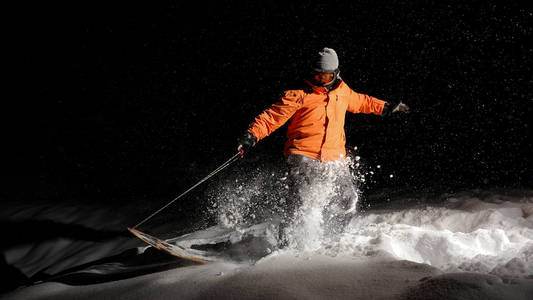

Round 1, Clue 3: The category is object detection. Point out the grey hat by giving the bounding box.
[312,47,339,73]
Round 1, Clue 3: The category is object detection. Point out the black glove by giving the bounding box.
[237,132,257,155]
[382,101,410,116]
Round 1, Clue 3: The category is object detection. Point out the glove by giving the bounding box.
[382,101,410,116]
[237,132,257,155]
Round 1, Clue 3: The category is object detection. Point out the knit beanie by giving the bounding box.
[312,47,339,73]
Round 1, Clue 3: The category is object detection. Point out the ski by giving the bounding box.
[128,227,211,263]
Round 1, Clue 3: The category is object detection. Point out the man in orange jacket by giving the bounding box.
[238,47,409,247]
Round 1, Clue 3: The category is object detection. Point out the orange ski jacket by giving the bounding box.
[248,79,387,162]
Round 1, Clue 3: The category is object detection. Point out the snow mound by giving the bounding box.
[336,193,533,278]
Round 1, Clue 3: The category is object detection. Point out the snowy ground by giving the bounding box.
[1,189,532,299]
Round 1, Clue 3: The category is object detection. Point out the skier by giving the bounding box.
[237,47,409,247]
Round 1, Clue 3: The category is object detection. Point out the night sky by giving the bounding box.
[8,2,532,213]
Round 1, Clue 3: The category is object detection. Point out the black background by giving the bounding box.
[7,2,532,216]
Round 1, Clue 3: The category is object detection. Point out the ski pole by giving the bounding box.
[131,150,243,229]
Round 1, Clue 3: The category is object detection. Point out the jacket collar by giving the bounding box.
[304,78,342,94]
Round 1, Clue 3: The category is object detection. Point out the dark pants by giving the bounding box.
[279,155,359,248]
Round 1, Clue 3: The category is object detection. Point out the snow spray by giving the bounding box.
[207,149,368,251]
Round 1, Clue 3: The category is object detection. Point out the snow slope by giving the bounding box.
[1,189,532,299]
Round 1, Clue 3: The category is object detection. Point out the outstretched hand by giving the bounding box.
[392,101,410,113]
[383,101,410,116]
